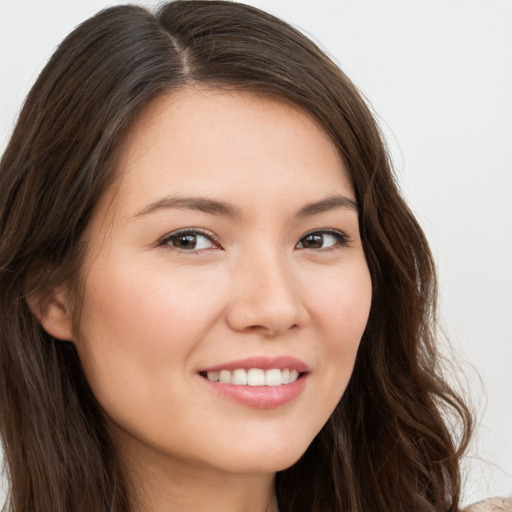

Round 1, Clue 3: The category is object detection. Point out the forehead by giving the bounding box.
[107,86,353,219]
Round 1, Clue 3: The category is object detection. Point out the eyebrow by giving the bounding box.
[296,195,359,217]
[134,194,358,219]
[135,196,242,218]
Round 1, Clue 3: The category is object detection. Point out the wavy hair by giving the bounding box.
[0,2,472,511]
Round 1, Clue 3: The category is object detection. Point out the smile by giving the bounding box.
[204,368,300,387]
[198,356,309,408]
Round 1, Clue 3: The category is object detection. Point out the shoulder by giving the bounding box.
[463,498,512,512]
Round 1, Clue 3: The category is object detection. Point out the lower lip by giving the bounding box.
[200,374,308,409]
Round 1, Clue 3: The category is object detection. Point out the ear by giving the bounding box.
[28,287,75,342]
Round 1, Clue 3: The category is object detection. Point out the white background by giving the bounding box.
[1,0,511,506]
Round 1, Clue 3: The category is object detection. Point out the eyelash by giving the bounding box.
[296,229,349,250]
[158,228,221,252]
[158,228,350,253]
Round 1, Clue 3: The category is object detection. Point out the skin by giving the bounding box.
[43,87,372,512]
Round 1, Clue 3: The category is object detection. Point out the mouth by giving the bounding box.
[197,357,309,409]
[199,368,304,387]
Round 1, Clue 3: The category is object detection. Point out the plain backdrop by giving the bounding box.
[1,0,511,506]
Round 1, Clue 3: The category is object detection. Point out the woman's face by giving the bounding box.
[73,87,372,475]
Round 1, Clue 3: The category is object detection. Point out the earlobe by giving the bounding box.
[28,288,75,342]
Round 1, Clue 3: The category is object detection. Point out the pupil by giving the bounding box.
[177,234,196,249]
[304,234,323,248]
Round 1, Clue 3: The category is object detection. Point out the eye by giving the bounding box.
[295,230,348,250]
[159,229,219,252]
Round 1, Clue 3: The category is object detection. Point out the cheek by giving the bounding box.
[308,262,372,390]
[310,260,372,338]
[74,259,227,406]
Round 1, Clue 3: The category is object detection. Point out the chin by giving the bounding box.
[205,433,314,475]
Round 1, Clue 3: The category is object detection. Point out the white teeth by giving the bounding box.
[219,370,231,383]
[232,368,248,385]
[205,368,301,386]
[265,368,282,386]
[247,368,265,386]
[206,371,219,382]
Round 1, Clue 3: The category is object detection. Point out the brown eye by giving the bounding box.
[296,231,348,250]
[161,230,217,251]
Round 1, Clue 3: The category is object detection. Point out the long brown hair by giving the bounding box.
[0,2,472,511]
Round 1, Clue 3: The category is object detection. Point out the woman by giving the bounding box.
[0,1,507,511]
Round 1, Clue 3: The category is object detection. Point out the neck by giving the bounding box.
[117,433,278,512]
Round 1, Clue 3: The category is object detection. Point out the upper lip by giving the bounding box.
[199,355,310,373]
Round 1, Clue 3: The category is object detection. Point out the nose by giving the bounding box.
[225,247,309,337]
